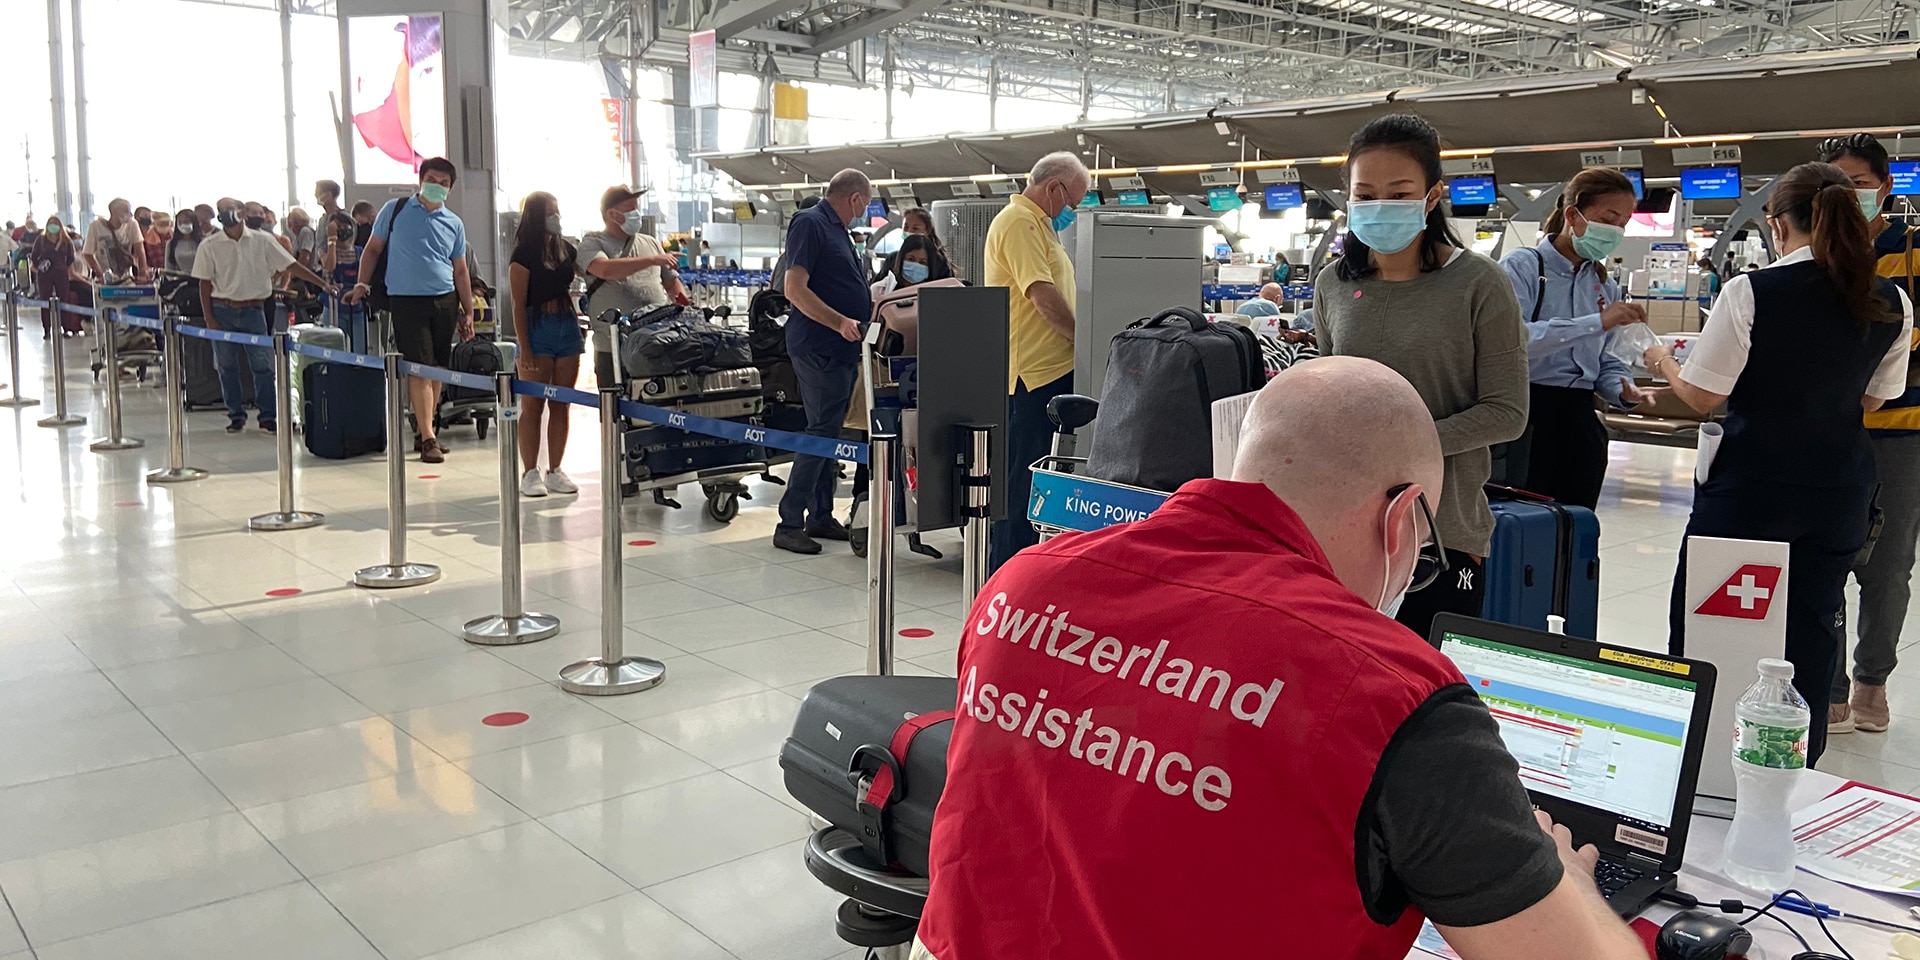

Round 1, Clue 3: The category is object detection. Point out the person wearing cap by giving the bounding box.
[577,186,688,388]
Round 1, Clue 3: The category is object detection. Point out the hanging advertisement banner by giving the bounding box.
[689,30,719,108]
[601,98,625,162]
[346,14,447,184]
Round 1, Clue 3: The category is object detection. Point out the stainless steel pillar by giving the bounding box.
[87,307,140,450]
[354,353,439,587]
[36,295,83,427]
[866,434,897,676]
[69,0,91,222]
[960,423,993,607]
[0,275,38,408]
[465,372,559,645]
[247,333,321,528]
[146,312,206,483]
[558,387,665,694]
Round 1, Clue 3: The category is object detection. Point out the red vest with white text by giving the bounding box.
[917,479,1467,960]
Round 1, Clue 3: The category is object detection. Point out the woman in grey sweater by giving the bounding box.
[1314,114,1529,637]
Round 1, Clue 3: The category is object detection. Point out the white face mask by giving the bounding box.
[1376,494,1417,617]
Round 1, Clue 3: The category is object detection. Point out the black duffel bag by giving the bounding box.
[1085,306,1265,493]
[621,305,754,377]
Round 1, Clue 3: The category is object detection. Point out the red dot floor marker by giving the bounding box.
[418,474,440,480]
[482,711,529,727]
[628,539,657,547]
[114,501,141,507]
[899,628,936,639]
[265,588,303,597]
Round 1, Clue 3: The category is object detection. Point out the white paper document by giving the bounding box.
[1211,392,1259,479]
[1694,422,1723,485]
[1790,784,1920,897]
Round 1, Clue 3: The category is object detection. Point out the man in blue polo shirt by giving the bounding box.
[345,157,474,463]
[773,169,874,554]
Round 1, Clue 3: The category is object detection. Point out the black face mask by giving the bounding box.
[353,222,372,246]
[336,227,352,242]
[245,216,266,230]
[217,209,241,229]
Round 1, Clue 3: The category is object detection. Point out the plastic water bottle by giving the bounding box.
[1722,658,1809,893]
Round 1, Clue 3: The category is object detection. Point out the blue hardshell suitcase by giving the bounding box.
[303,362,386,459]
[1483,485,1601,638]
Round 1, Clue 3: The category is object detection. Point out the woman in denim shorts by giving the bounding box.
[508,192,586,497]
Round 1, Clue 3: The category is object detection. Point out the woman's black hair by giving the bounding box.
[892,233,951,286]
[1335,114,1462,282]
[511,192,569,270]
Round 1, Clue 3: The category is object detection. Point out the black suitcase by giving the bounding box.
[1085,306,1263,492]
[303,362,386,459]
[781,675,957,875]
[624,422,758,479]
[181,325,253,411]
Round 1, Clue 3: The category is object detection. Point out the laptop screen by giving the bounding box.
[1438,631,1699,831]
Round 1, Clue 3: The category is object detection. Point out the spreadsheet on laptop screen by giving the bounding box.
[1439,633,1698,829]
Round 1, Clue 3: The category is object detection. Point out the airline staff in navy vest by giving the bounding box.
[1649,161,1915,766]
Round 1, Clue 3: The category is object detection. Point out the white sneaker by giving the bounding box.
[544,468,578,495]
[520,469,548,498]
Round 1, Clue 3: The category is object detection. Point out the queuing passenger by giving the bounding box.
[133,206,152,233]
[915,356,1643,960]
[771,169,874,555]
[344,157,475,464]
[1497,167,1659,508]
[986,151,1090,571]
[1233,282,1285,319]
[1650,161,1913,766]
[1816,134,1920,737]
[194,203,335,434]
[350,201,376,246]
[1314,115,1528,638]
[314,179,342,223]
[877,206,946,280]
[1697,256,1723,297]
[508,192,582,499]
[324,212,367,350]
[142,211,172,272]
[577,185,685,388]
[871,231,951,299]
[83,198,148,282]
[166,208,202,275]
[29,217,81,338]
[285,207,319,277]
[194,204,218,237]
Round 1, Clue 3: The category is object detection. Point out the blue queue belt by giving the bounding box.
[16,297,98,318]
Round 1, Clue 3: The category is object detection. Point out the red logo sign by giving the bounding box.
[1694,563,1783,620]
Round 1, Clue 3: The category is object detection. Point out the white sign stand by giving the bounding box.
[1684,535,1791,803]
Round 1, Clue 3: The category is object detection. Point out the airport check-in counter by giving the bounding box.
[1068,212,1212,402]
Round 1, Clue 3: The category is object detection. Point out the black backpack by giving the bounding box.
[1085,306,1264,493]
[447,338,501,401]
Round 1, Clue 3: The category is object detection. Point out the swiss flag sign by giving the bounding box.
[1694,563,1783,620]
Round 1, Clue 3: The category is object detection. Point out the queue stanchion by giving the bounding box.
[867,432,898,677]
[88,307,142,451]
[247,333,322,530]
[0,273,38,408]
[354,352,439,587]
[557,387,665,695]
[146,313,208,484]
[35,295,84,428]
[464,372,558,645]
[958,423,994,607]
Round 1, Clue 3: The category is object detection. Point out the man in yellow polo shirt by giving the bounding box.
[985,151,1090,569]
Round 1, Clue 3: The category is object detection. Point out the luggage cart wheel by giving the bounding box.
[851,529,868,559]
[703,490,739,523]
[620,480,639,498]
[474,414,490,441]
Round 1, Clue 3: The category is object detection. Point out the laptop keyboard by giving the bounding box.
[1593,859,1645,898]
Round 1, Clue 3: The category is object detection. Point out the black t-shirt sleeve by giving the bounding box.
[1355,684,1565,928]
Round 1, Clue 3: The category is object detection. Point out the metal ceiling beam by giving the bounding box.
[804,0,945,52]
[704,0,811,39]
[1200,0,1577,71]
[735,25,816,46]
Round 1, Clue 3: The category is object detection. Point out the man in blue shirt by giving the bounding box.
[773,169,873,554]
[344,157,474,464]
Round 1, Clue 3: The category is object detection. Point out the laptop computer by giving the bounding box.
[1428,613,1718,918]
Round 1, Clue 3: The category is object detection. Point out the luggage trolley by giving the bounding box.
[610,306,768,523]
[1025,395,1171,542]
[93,283,163,384]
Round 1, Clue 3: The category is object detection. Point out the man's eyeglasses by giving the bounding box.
[1820,133,1880,155]
[1388,483,1448,594]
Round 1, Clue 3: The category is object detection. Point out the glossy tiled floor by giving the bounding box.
[0,329,1912,959]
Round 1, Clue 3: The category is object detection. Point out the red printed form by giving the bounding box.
[1790,784,1920,896]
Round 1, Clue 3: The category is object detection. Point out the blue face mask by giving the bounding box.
[900,261,930,284]
[1051,205,1077,233]
[1345,199,1428,255]
[623,210,645,234]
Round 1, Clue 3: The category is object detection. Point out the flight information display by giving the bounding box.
[1447,176,1497,206]
[1679,166,1742,200]
[1264,184,1304,210]
[1891,160,1920,197]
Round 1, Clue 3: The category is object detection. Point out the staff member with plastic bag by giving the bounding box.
[1497,167,1661,508]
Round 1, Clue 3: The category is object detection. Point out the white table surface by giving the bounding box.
[1411,770,1916,958]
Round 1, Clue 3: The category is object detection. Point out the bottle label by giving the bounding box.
[1735,718,1808,769]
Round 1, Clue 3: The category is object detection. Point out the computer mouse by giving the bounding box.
[1657,909,1753,960]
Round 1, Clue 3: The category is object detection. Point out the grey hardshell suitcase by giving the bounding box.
[633,366,762,403]
[1085,306,1264,492]
[780,675,957,876]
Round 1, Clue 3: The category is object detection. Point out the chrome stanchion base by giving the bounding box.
[462,612,561,646]
[353,562,441,588]
[36,413,85,428]
[250,510,325,531]
[558,656,666,695]
[88,437,145,451]
[0,397,40,408]
[147,467,210,484]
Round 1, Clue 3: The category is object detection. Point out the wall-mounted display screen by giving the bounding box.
[1207,186,1243,212]
[1679,166,1742,200]
[1624,169,1645,200]
[1079,190,1104,208]
[1117,189,1151,206]
[347,14,446,185]
[1264,184,1304,210]
[1890,160,1920,197]
[1447,176,1497,207]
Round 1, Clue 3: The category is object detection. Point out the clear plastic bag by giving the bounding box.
[1605,321,1661,370]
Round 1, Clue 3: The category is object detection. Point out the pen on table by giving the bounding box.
[1778,893,1920,933]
